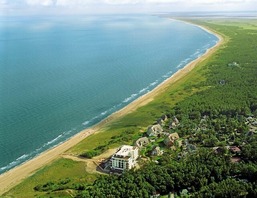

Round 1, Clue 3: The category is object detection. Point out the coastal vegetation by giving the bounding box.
[4,18,257,197]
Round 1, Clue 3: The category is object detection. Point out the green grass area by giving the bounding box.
[5,18,257,197]
[4,158,97,198]
[204,19,257,30]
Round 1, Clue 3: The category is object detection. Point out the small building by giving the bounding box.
[228,62,239,67]
[157,114,169,125]
[231,157,241,163]
[151,146,163,156]
[229,146,241,153]
[213,147,226,154]
[164,133,179,147]
[147,124,163,137]
[161,114,169,121]
[219,79,226,85]
[169,116,180,129]
[110,145,138,172]
[135,137,149,148]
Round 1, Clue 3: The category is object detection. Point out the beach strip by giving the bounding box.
[0,20,224,195]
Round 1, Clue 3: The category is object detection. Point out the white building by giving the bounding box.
[146,124,163,137]
[110,145,138,171]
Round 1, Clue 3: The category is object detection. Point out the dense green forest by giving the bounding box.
[4,19,257,198]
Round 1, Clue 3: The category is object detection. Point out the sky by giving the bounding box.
[1,0,257,15]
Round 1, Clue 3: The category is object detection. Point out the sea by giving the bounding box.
[0,15,218,174]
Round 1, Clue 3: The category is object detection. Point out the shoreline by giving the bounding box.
[0,20,224,195]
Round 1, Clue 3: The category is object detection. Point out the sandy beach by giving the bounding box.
[0,20,224,195]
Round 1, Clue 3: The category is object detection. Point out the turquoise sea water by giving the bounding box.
[0,15,218,174]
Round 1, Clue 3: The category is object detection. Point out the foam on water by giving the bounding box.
[123,93,138,103]
[0,128,78,173]
[82,120,90,126]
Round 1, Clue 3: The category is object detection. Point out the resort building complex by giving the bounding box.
[110,145,139,171]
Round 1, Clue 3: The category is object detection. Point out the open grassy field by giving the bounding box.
[3,18,257,197]
[4,158,98,198]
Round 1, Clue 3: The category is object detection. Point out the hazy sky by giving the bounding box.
[1,0,257,15]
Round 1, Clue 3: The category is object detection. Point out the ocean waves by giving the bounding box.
[0,129,76,174]
[0,154,30,173]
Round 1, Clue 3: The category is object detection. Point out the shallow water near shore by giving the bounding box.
[0,15,218,174]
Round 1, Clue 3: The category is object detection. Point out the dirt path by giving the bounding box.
[61,148,117,173]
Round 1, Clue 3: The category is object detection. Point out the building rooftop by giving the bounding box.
[114,145,135,158]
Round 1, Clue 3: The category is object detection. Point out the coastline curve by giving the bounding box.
[0,18,224,195]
